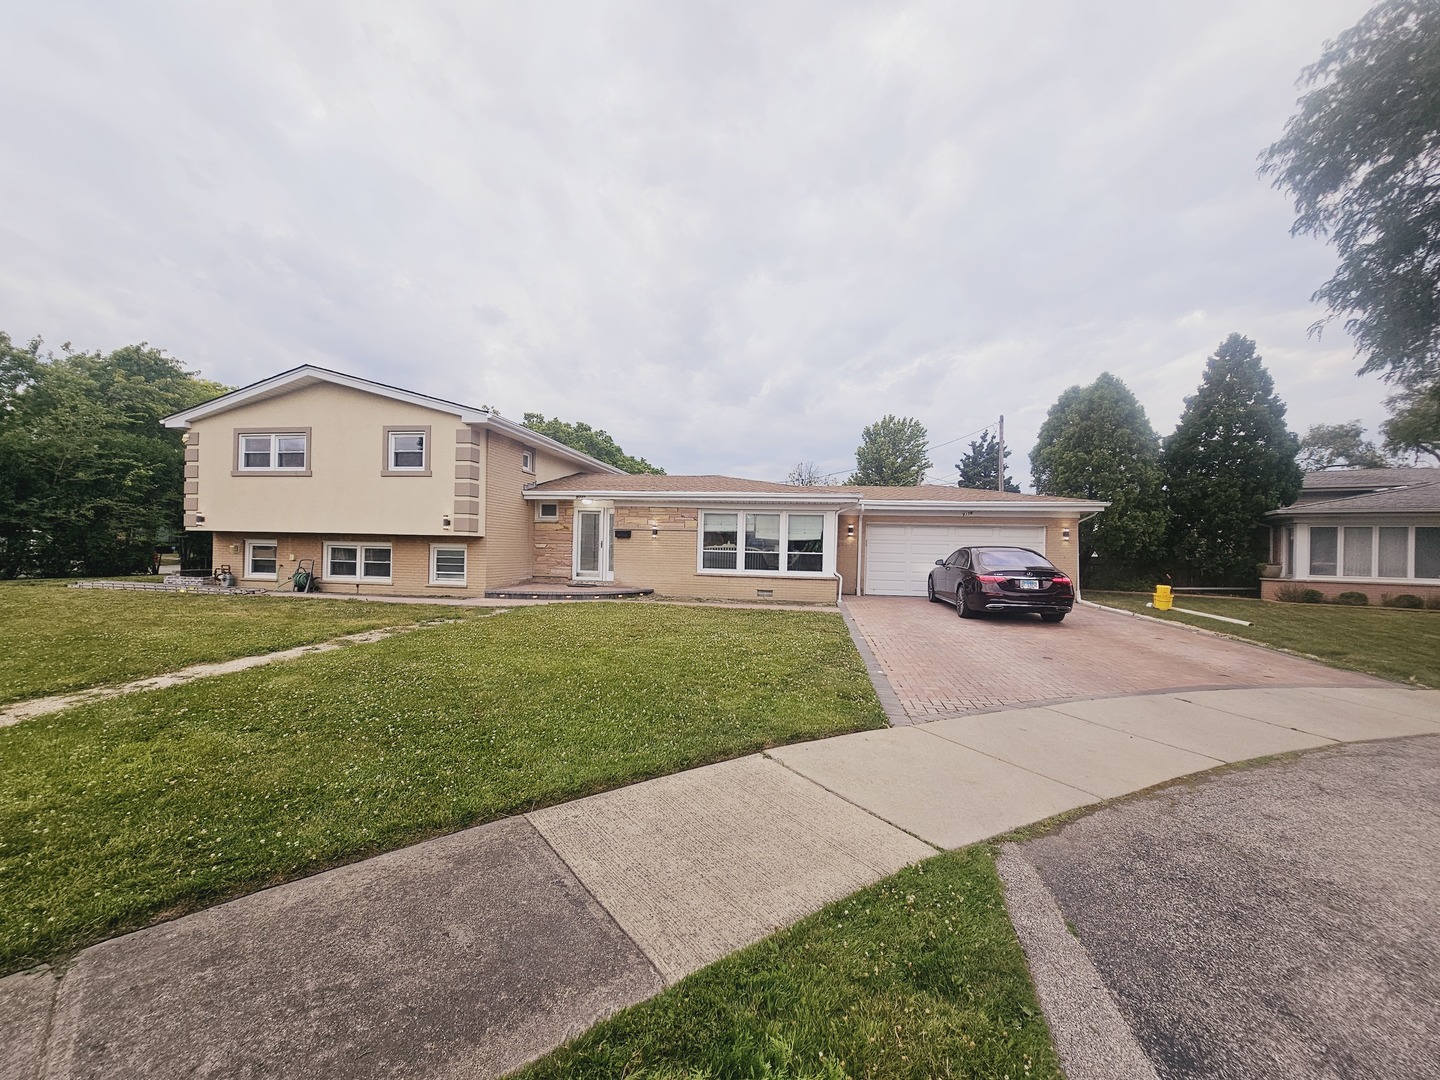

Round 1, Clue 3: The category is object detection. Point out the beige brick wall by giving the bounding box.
[211,532,485,597]
[612,506,837,603]
[836,512,1082,595]
[481,431,535,589]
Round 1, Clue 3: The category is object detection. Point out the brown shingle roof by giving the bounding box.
[1301,467,1440,491]
[528,473,1103,506]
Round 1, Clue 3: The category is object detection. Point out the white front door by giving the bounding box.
[573,509,613,582]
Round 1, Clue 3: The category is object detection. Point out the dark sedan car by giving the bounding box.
[927,545,1074,622]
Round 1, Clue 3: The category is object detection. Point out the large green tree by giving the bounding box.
[1262,0,1440,391]
[849,415,931,486]
[1381,384,1440,463]
[955,430,1020,492]
[1161,335,1304,581]
[1031,373,1169,565]
[521,414,664,474]
[0,333,228,578]
[1296,420,1389,470]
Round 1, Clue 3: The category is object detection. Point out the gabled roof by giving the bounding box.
[526,473,1108,512]
[161,365,623,474]
[1299,466,1440,492]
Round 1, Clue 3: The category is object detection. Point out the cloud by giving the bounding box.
[0,0,1383,487]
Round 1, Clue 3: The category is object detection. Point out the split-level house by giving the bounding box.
[162,367,1107,602]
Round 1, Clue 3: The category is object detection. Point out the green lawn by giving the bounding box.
[515,849,1061,1080]
[0,581,473,704]
[0,604,884,973]
[1088,590,1440,687]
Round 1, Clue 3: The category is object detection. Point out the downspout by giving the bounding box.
[856,502,866,596]
[1075,510,1103,602]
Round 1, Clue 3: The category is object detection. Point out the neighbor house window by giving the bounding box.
[237,432,308,472]
[324,543,393,583]
[245,540,278,579]
[521,448,535,473]
[385,428,428,473]
[1309,527,1337,576]
[430,545,467,584]
[1378,527,1409,578]
[699,511,828,574]
[1417,528,1440,579]
[1342,527,1373,578]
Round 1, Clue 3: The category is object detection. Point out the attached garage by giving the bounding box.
[863,523,1048,597]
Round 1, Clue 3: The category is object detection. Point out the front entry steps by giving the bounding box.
[484,581,655,600]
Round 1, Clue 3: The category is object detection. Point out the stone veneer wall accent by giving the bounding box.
[533,503,574,580]
[452,426,481,533]
[183,430,201,527]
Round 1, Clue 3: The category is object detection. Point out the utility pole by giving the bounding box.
[996,415,1005,492]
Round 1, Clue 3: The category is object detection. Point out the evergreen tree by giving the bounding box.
[849,415,931,485]
[955,431,1020,492]
[1161,335,1303,581]
[1031,373,1169,565]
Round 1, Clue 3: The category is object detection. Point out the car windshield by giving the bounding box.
[973,548,1054,573]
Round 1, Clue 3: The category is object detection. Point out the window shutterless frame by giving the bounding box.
[233,429,311,475]
[382,426,432,476]
[244,540,278,579]
[697,510,832,576]
[520,447,536,473]
[323,542,394,584]
[429,544,467,585]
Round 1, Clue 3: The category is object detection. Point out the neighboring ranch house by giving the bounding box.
[162,366,1106,602]
[1263,467,1440,604]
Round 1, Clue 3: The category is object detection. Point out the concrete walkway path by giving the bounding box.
[4,686,1438,1079]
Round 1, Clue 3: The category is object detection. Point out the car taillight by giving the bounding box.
[977,574,1007,583]
[1052,576,1070,585]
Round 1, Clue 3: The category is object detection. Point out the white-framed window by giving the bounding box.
[430,544,467,585]
[245,540,278,579]
[536,501,560,522]
[324,542,393,583]
[521,447,535,473]
[698,510,829,575]
[1304,524,1440,580]
[239,433,307,471]
[387,431,426,471]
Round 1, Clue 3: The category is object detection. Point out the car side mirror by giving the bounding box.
[934,559,945,566]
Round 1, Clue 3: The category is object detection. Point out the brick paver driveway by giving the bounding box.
[843,596,1384,724]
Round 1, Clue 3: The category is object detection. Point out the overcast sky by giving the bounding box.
[1,0,1386,487]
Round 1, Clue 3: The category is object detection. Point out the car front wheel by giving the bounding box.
[957,588,977,618]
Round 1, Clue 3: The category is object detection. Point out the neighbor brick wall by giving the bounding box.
[1260,578,1440,604]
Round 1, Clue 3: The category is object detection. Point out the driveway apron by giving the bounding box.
[842,596,1384,724]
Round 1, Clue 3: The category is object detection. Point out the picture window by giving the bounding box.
[700,511,827,575]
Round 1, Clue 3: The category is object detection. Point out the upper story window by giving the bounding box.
[383,426,431,476]
[699,511,828,575]
[521,447,536,473]
[237,432,308,473]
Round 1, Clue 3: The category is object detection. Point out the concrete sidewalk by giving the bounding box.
[5,686,1439,1079]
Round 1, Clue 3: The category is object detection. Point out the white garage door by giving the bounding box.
[864,524,1047,597]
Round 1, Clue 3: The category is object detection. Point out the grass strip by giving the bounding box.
[1087,591,1440,688]
[0,581,471,704]
[514,848,1060,1080]
[0,604,884,973]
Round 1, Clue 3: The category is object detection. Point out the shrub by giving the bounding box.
[1333,591,1369,606]
[1300,589,1326,604]
[1381,593,1425,609]
[1426,594,1440,611]
[1273,583,1309,603]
